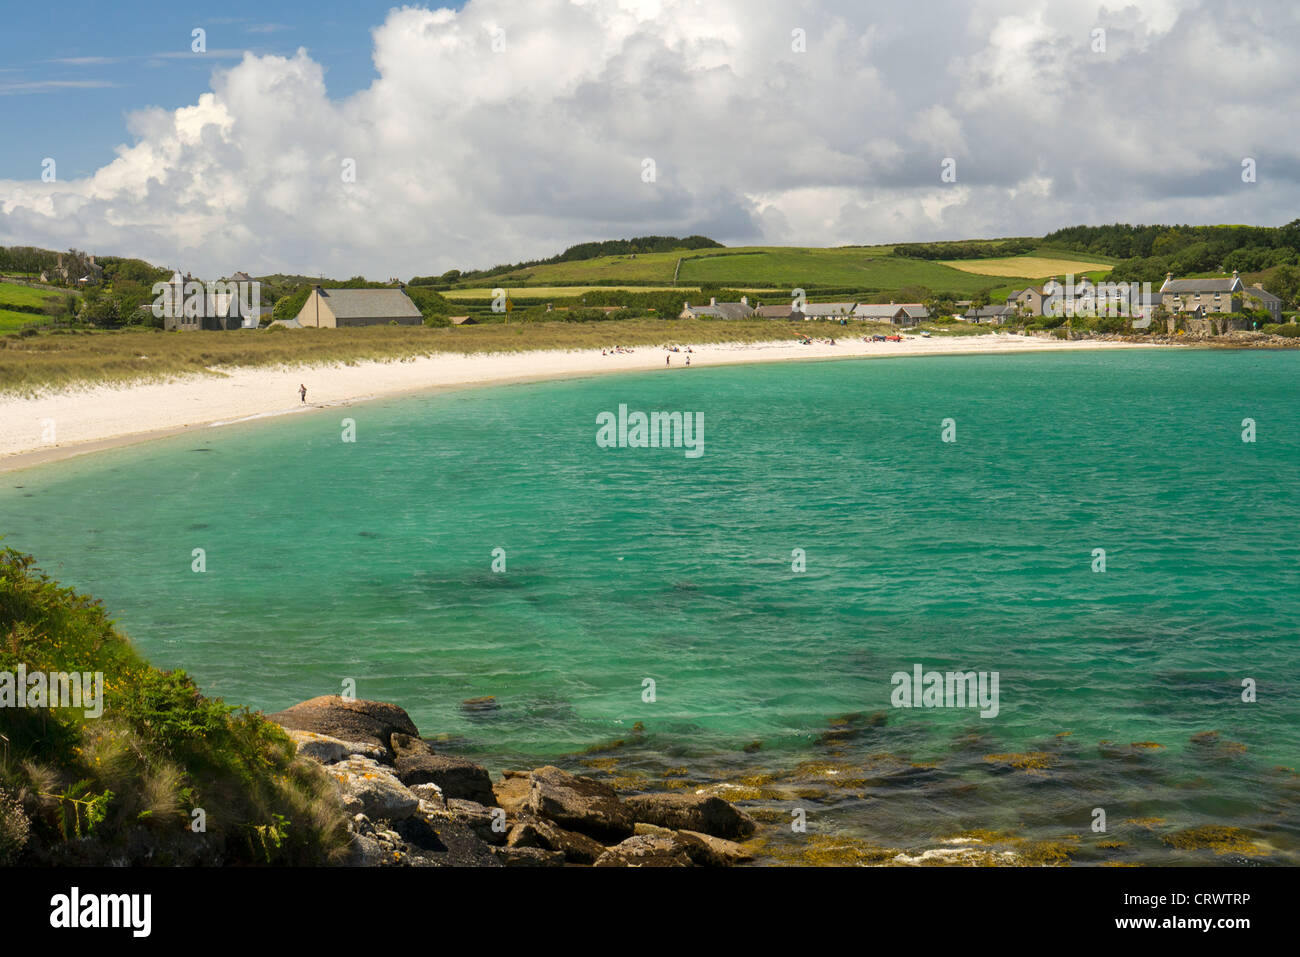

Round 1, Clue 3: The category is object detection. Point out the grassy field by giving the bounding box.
[0,309,44,332]
[466,243,1107,296]
[0,281,61,307]
[0,319,898,394]
[0,281,63,330]
[677,246,1014,292]
[481,251,683,284]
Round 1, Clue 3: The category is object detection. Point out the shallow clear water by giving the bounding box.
[4,349,1298,863]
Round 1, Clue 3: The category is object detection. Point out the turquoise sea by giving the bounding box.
[3,349,1298,864]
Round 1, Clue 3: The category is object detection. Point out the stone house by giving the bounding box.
[679,296,755,319]
[160,271,259,331]
[1159,271,1246,316]
[755,303,803,319]
[852,303,929,326]
[963,304,1016,324]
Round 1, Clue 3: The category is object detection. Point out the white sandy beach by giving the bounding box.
[0,333,1157,472]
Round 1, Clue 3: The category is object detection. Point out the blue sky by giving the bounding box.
[0,1,464,179]
[1,1,1297,278]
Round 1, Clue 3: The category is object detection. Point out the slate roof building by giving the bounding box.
[1156,272,1282,325]
[799,302,857,319]
[679,296,755,319]
[963,304,1016,324]
[1159,271,1245,316]
[755,303,802,319]
[295,287,424,327]
[1245,283,1283,323]
[852,303,929,326]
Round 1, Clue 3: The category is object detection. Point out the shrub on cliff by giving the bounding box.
[0,548,350,865]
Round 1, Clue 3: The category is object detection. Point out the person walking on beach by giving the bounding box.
[686,355,691,366]
[666,355,671,366]
[299,383,307,404]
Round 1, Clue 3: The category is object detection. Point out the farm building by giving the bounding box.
[40,253,103,286]
[755,303,803,319]
[852,303,929,326]
[963,304,1016,324]
[800,302,856,319]
[680,296,755,319]
[295,287,424,327]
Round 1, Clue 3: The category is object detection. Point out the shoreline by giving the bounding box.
[0,333,1161,474]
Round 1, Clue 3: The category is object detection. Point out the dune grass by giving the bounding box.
[0,318,868,394]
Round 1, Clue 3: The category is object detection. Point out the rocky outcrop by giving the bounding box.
[270,697,762,868]
[408,782,446,810]
[493,845,566,866]
[430,799,508,845]
[344,814,409,866]
[623,792,757,840]
[632,823,754,866]
[593,834,693,867]
[269,696,419,754]
[286,729,388,764]
[492,771,531,816]
[327,755,420,821]
[507,815,607,864]
[525,765,635,841]
[390,733,496,805]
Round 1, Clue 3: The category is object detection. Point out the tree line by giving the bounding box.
[892,238,1035,260]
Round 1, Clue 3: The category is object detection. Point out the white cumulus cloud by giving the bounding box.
[1,0,1298,278]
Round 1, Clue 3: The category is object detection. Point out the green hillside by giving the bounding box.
[678,246,1016,292]
[481,249,682,284]
[0,282,66,331]
[457,242,1120,299]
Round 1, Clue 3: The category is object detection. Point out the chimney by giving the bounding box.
[740,295,748,306]
[709,297,717,307]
